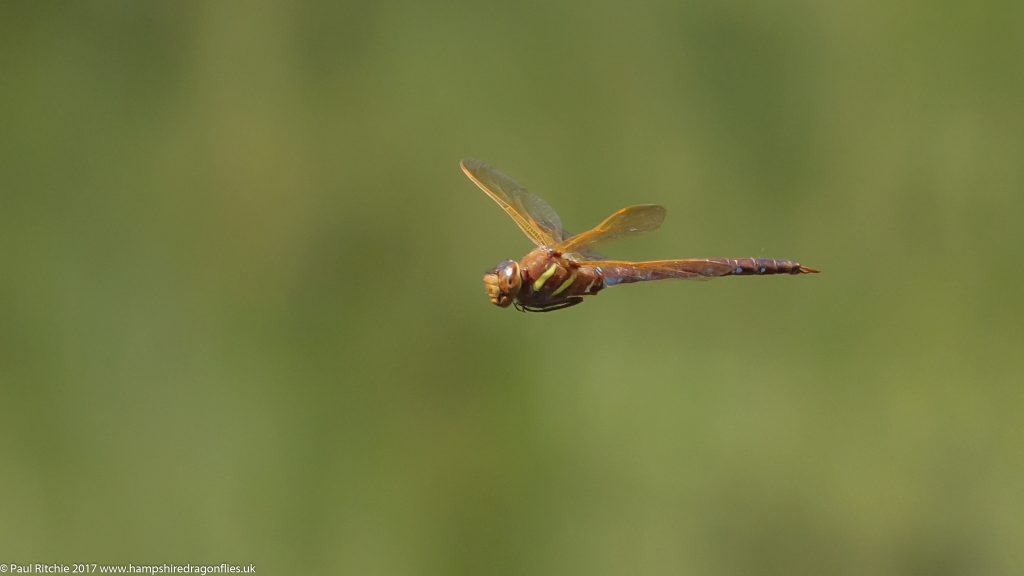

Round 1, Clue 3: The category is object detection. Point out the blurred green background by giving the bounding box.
[2,1,1022,574]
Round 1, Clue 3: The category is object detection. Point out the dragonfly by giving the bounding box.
[462,158,819,312]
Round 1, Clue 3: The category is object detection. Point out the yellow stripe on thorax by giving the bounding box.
[551,271,577,296]
[533,263,558,291]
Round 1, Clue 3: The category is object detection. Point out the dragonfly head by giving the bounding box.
[483,260,522,307]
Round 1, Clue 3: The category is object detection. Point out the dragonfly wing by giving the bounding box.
[556,204,665,255]
[587,259,738,286]
[561,241,605,262]
[461,159,566,246]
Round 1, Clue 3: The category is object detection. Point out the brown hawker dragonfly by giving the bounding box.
[462,159,819,312]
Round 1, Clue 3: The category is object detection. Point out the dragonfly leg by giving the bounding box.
[524,297,584,313]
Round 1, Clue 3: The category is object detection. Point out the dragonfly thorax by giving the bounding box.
[483,260,522,307]
[506,248,604,312]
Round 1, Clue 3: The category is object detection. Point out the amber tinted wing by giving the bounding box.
[556,205,666,256]
[587,259,738,285]
[461,159,566,247]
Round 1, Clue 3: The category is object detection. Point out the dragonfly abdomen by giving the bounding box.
[717,258,818,275]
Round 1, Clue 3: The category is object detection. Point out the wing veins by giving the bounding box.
[461,159,564,247]
[557,204,666,254]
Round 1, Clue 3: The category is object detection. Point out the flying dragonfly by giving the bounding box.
[462,159,819,312]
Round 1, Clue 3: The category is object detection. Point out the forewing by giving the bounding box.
[588,259,737,286]
[461,159,566,246]
[556,205,665,255]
